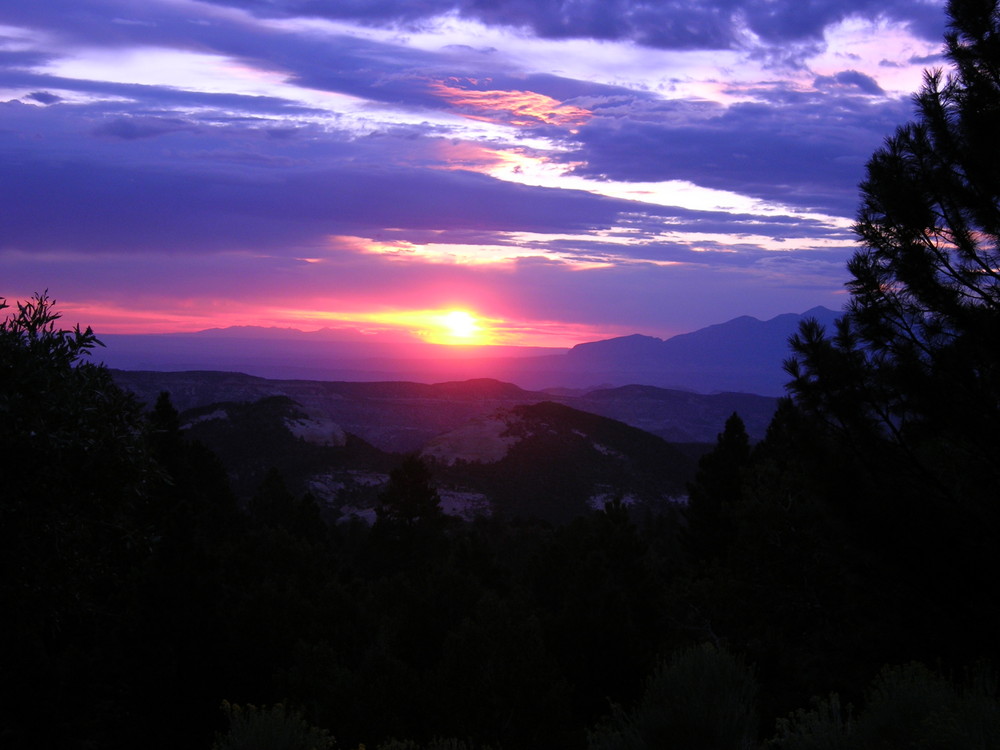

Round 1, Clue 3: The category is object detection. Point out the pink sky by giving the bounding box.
[1,0,946,346]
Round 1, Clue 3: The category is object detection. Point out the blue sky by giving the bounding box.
[0,0,947,345]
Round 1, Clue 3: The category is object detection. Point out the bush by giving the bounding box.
[588,644,758,750]
[376,739,495,750]
[213,701,336,750]
[770,662,1000,750]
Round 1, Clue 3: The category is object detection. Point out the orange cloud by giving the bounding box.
[429,81,592,128]
[427,141,512,171]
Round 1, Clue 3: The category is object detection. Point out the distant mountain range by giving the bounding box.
[100,306,843,396]
[106,305,836,523]
[550,305,843,395]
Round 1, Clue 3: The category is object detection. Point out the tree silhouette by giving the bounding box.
[0,292,159,747]
[684,412,750,561]
[375,454,444,529]
[786,0,1000,501]
[0,292,156,625]
[782,0,1000,669]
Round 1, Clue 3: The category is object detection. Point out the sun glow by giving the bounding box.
[404,308,493,345]
[439,310,480,340]
[300,307,497,345]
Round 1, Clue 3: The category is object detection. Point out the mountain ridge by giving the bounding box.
[174,393,697,525]
[100,306,842,396]
[113,371,779,450]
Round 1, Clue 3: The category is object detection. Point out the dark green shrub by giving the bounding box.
[588,644,758,750]
[376,739,495,750]
[213,701,336,750]
[770,662,1000,750]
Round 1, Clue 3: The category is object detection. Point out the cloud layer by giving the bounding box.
[0,0,948,343]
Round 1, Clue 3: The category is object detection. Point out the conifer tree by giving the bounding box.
[375,454,444,528]
[684,412,750,561]
[786,0,1000,505]
[782,0,1000,667]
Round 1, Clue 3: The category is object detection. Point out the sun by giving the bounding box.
[439,310,480,340]
[328,307,495,345]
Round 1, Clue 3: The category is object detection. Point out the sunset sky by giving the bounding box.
[1,0,947,346]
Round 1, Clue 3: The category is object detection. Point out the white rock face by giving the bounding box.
[438,488,492,520]
[283,408,347,447]
[421,409,522,465]
[587,492,638,511]
[180,408,229,428]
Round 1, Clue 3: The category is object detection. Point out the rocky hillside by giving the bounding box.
[172,392,697,525]
[115,371,777,450]
[424,401,695,523]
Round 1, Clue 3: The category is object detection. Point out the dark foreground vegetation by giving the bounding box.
[3,1,1000,747]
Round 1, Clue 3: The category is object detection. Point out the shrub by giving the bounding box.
[213,701,336,750]
[770,662,1000,750]
[588,643,758,750]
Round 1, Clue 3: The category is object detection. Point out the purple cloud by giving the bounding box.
[199,0,946,48]
[0,0,951,342]
[813,70,884,95]
[25,90,61,104]
[563,90,913,215]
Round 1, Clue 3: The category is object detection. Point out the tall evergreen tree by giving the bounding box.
[783,0,1000,666]
[787,0,1000,501]
[684,412,751,561]
[375,454,445,529]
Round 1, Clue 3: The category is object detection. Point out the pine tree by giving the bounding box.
[782,0,1000,667]
[786,0,1000,505]
[375,454,444,529]
[684,412,751,561]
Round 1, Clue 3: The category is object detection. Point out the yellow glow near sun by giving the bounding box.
[268,305,500,345]
[397,308,493,345]
[439,309,480,340]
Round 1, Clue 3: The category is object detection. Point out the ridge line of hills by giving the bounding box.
[113,374,748,525]
[99,306,842,396]
[108,306,839,523]
[112,372,779,450]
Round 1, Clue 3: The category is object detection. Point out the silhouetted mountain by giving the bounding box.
[100,307,842,396]
[98,329,563,381]
[172,391,695,525]
[555,306,842,395]
[567,334,666,365]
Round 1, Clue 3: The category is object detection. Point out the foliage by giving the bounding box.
[0,292,156,614]
[786,0,1000,502]
[179,395,358,499]
[781,0,1000,671]
[0,292,161,747]
[588,644,758,750]
[528,503,670,725]
[375,454,444,528]
[684,411,751,560]
[214,701,337,750]
[9,75,1000,741]
[770,662,1000,750]
[248,467,326,541]
[376,740,495,750]
[432,592,574,748]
